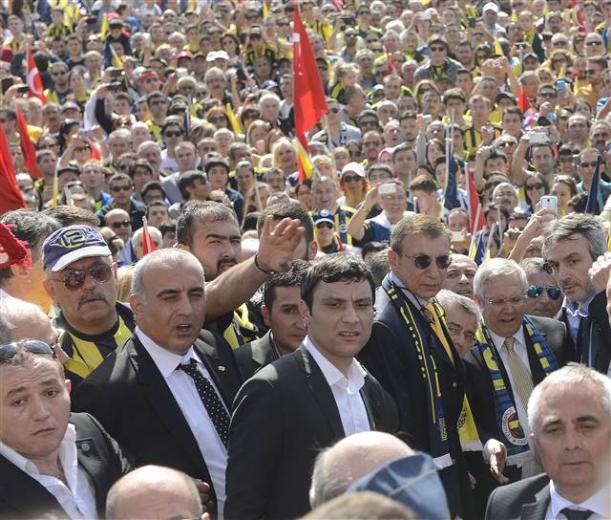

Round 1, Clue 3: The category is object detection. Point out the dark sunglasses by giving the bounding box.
[111,185,132,192]
[580,161,598,168]
[50,262,113,291]
[404,254,451,270]
[164,131,183,138]
[526,183,545,191]
[342,175,362,183]
[316,222,334,229]
[110,219,131,228]
[0,340,53,363]
[329,107,340,114]
[527,285,562,300]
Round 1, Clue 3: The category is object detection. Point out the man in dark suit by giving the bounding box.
[486,364,610,520]
[358,214,472,519]
[0,340,130,519]
[234,263,308,380]
[543,213,611,374]
[225,255,398,520]
[72,249,243,518]
[464,258,569,513]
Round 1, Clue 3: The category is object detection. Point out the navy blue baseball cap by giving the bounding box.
[313,210,335,226]
[42,225,111,272]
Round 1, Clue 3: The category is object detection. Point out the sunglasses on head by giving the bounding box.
[527,285,562,300]
[0,340,54,363]
[404,253,451,270]
[50,262,113,291]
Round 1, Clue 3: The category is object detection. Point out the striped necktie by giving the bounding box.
[504,337,534,410]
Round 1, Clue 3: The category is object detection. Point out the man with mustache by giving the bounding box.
[543,214,611,374]
[42,225,135,387]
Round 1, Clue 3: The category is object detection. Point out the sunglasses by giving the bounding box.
[164,131,183,138]
[580,161,598,168]
[430,46,446,52]
[526,183,545,191]
[342,175,362,183]
[538,91,556,98]
[527,285,562,300]
[110,219,131,228]
[111,185,132,192]
[209,116,227,123]
[0,340,54,363]
[50,262,113,291]
[316,222,334,229]
[585,41,602,46]
[404,253,450,270]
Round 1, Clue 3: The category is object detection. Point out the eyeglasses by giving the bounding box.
[316,222,334,229]
[527,285,562,300]
[580,160,598,168]
[342,175,362,183]
[74,146,90,152]
[486,295,526,308]
[430,46,446,52]
[164,131,183,138]
[585,41,602,47]
[111,185,132,192]
[538,91,556,98]
[403,253,450,270]
[526,183,545,191]
[50,262,113,291]
[110,219,131,229]
[0,340,54,363]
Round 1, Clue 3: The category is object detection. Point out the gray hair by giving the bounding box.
[131,226,163,249]
[520,257,547,276]
[436,289,480,320]
[473,258,528,301]
[528,363,611,432]
[542,213,606,262]
[131,248,203,303]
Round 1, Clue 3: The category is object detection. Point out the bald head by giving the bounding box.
[106,465,203,520]
[0,300,59,345]
[310,432,413,508]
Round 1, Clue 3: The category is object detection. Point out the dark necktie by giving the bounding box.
[561,507,594,520]
[179,359,230,447]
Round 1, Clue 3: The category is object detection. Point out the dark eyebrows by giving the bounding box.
[6,378,62,397]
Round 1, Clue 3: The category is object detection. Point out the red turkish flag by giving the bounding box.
[26,48,47,103]
[0,125,26,216]
[292,1,328,144]
[15,107,42,179]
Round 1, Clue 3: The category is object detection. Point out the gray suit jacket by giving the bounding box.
[485,474,550,520]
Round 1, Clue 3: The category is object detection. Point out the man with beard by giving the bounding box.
[543,214,611,374]
[177,201,305,349]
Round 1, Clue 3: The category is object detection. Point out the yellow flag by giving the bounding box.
[493,38,503,56]
[110,45,124,69]
[294,138,314,181]
[225,104,242,134]
[99,13,109,39]
[263,1,269,19]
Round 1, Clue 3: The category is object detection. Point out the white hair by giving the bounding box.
[436,289,480,320]
[473,258,527,301]
[131,226,162,249]
[528,363,611,432]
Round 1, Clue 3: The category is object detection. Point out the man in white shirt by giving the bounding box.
[486,364,611,520]
[0,339,130,519]
[72,249,243,519]
[464,259,568,492]
[225,254,398,520]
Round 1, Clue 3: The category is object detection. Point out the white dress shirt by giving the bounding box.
[303,336,371,436]
[485,327,539,476]
[562,293,595,345]
[0,424,97,519]
[547,480,610,519]
[136,327,228,519]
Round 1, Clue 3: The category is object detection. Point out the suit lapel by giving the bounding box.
[359,377,377,430]
[0,455,68,518]
[129,338,209,476]
[74,433,105,511]
[194,338,237,409]
[298,347,344,439]
[521,484,550,520]
[252,332,278,368]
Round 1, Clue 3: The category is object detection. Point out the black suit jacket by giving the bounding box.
[358,294,469,518]
[0,412,130,520]
[485,474,551,520]
[464,315,568,449]
[224,346,398,520]
[234,330,278,381]
[71,332,242,514]
[559,292,611,374]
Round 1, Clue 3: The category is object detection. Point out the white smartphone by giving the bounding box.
[529,132,548,144]
[539,195,558,214]
[379,183,397,196]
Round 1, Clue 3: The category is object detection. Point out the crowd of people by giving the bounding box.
[0,0,611,518]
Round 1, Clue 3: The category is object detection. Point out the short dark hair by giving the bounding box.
[262,260,307,311]
[177,170,207,200]
[301,254,375,311]
[108,173,133,188]
[141,180,166,200]
[43,206,99,227]
[0,210,60,285]
[176,201,238,246]
[256,202,314,247]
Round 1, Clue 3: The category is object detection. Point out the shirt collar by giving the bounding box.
[136,326,195,378]
[488,322,527,352]
[562,292,596,319]
[388,271,429,307]
[303,336,366,392]
[550,480,610,519]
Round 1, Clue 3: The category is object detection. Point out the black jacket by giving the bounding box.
[485,474,551,520]
[71,332,242,516]
[0,412,130,519]
[234,330,279,381]
[224,346,398,520]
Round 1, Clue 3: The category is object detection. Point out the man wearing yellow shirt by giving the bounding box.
[576,58,606,111]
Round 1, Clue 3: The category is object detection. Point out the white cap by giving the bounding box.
[341,162,365,178]
[483,2,499,13]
